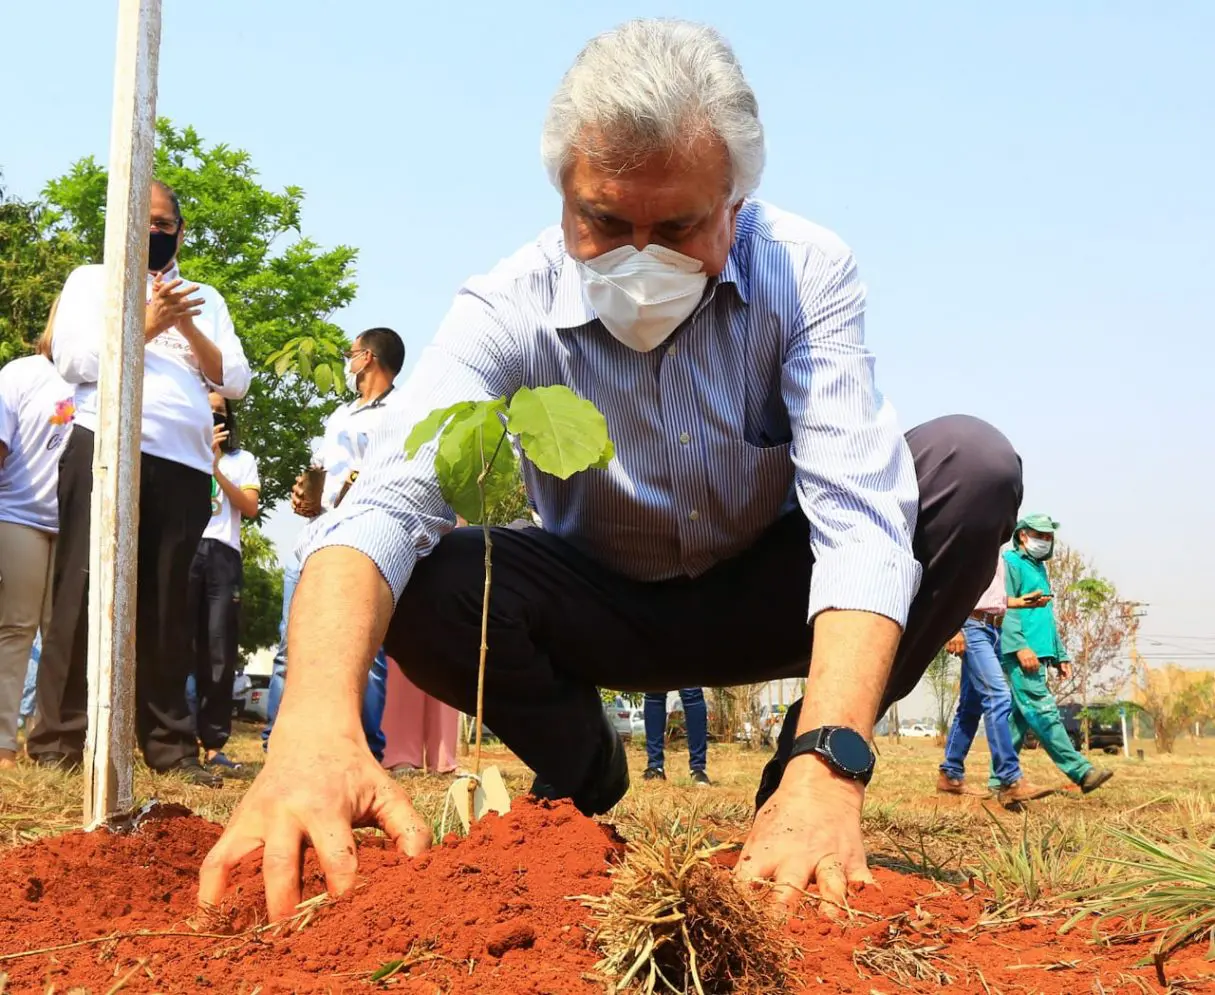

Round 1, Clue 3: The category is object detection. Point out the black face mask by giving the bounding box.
[148,225,180,273]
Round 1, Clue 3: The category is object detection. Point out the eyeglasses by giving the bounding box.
[149,219,181,235]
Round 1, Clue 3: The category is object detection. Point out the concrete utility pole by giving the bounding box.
[84,0,162,829]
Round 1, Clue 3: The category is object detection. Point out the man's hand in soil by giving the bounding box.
[735,609,895,914]
[1016,648,1040,674]
[198,548,431,920]
[736,754,871,913]
[198,733,430,920]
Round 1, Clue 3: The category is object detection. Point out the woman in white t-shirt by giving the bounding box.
[187,392,259,771]
[0,310,74,767]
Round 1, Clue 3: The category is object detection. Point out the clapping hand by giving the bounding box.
[146,277,203,338]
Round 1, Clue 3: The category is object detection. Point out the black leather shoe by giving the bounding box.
[33,751,83,772]
[160,757,222,789]
[642,766,666,781]
[531,712,630,815]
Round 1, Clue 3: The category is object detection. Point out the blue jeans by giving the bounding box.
[644,688,708,772]
[261,555,387,761]
[940,618,1021,786]
[19,632,40,721]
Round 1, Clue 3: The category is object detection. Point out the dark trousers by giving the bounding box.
[385,415,1022,800]
[188,538,243,751]
[644,689,708,772]
[29,427,211,770]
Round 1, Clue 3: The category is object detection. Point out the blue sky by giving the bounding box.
[2,2,1212,678]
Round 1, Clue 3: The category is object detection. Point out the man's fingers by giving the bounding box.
[373,779,432,857]
[307,817,360,900]
[770,856,815,909]
[846,862,878,893]
[262,824,307,921]
[198,830,264,910]
[813,854,849,916]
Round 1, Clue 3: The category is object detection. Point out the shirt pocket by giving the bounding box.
[710,440,796,528]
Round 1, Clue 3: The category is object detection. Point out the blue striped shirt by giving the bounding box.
[304,200,922,624]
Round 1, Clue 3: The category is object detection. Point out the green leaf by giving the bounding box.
[369,959,404,982]
[298,337,315,357]
[591,437,615,470]
[297,351,312,378]
[507,385,612,479]
[434,400,516,522]
[273,351,293,377]
[313,362,333,394]
[403,401,478,460]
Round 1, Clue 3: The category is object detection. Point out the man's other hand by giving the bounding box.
[945,631,966,656]
[198,731,431,921]
[146,277,203,338]
[1016,648,1040,674]
[735,754,872,914]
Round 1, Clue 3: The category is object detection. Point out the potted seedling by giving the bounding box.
[403,385,613,830]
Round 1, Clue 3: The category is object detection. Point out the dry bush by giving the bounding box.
[581,811,795,994]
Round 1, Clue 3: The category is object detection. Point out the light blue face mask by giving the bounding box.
[1024,536,1053,561]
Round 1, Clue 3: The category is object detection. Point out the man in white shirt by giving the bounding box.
[0,320,75,767]
[261,327,405,762]
[29,181,251,786]
[188,392,260,773]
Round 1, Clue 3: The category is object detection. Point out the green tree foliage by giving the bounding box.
[239,523,284,657]
[925,647,958,735]
[0,173,87,363]
[30,120,358,506]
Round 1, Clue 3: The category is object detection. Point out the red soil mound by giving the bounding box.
[0,801,1209,994]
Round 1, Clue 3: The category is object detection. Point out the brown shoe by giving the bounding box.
[936,772,992,798]
[997,777,1056,808]
[1081,768,1114,794]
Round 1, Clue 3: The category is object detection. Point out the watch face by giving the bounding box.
[825,728,872,774]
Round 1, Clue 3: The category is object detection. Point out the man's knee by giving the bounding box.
[913,415,1023,522]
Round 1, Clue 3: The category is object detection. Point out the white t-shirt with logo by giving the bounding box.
[312,389,399,511]
[202,448,260,552]
[0,355,76,533]
[51,263,252,474]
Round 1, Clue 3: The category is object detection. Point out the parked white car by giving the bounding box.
[899,723,936,738]
[233,672,270,722]
[605,696,646,739]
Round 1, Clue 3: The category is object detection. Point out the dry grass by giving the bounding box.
[580,809,795,995]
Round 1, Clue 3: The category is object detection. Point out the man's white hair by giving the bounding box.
[541,19,765,200]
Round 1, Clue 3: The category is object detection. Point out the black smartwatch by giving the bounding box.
[788,727,875,785]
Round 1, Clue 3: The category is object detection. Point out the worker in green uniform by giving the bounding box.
[992,514,1114,794]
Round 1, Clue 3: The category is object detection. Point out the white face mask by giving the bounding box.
[1024,536,1053,560]
[344,356,361,394]
[576,245,708,352]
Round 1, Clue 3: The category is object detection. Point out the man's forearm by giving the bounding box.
[796,609,902,739]
[274,546,395,740]
[179,321,225,384]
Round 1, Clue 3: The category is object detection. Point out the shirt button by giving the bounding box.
[679,432,690,445]
[688,509,700,521]
[668,344,679,356]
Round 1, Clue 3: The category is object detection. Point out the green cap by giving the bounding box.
[1015,513,1060,535]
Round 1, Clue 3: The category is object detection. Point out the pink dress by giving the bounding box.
[380,657,461,773]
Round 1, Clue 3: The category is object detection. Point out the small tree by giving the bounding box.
[1132,664,1215,754]
[404,385,612,821]
[924,648,958,739]
[238,523,285,657]
[1049,546,1132,724]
